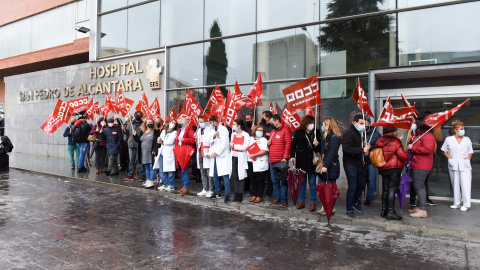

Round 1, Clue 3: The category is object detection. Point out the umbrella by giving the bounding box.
[397,152,413,209]
[273,161,289,185]
[287,167,306,206]
[315,176,340,225]
[173,144,196,173]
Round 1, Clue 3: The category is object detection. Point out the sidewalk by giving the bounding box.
[10,152,480,242]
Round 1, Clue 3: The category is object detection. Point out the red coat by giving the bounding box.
[375,136,409,171]
[268,124,292,163]
[410,131,435,171]
[175,126,196,168]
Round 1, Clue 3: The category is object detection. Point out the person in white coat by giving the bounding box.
[205,116,231,203]
[195,115,215,197]
[247,125,269,203]
[441,120,474,211]
[155,119,178,192]
[229,119,251,203]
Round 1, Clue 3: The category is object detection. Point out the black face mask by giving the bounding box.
[135,115,142,121]
[246,121,252,128]
[147,123,154,128]
[260,118,266,124]
[178,124,183,128]
[156,122,161,127]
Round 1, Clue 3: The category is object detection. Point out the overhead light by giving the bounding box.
[193,78,199,81]
[444,102,452,105]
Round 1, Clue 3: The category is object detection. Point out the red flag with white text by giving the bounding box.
[104,90,118,114]
[40,113,64,135]
[120,98,134,117]
[165,107,177,124]
[83,98,95,121]
[147,97,162,119]
[269,101,277,114]
[281,106,301,131]
[401,93,420,116]
[53,99,74,124]
[247,72,263,106]
[66,97,89,114]
[306,107,313,116]
[234,78,255,108]
[205,84,226,112]
[178,90,204,126]
[282,74,321,114]
[116,89,127,112]
[373,97,418,130]
[423,99,469,127]
[135,92,149,117]
[352,78,374,118]
[223,89,236,127]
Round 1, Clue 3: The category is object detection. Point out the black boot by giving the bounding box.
[381,203,388,218]
[238,194,243,203]
[386,172,402,220]
[232,193,239,202]
[386,208,402,220]
[381,175,389,218]
[224,194,230,203]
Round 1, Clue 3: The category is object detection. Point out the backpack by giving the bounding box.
[71,125,84,143]
[370,148,386,168]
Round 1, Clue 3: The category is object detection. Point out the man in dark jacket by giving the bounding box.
[63,117,79,170]
[359,118,382,205]
[260,110,275,198]
[73,115,92,173]
[342,114,370,219]
[124,111,146,181]
[101,118,123,176]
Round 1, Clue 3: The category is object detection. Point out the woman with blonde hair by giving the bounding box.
[316,117,342,215]
[441,120,473,211]
[132,117,160,189]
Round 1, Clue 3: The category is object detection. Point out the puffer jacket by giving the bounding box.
[410,131,436,171]
[268,124,292,163]
[89,117,107,147]
[101,124,123,155]
[375,135,409,171]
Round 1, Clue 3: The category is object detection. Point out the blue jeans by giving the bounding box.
[181,166,190,188]
[158,154,166,183]
[128,148,146,178]
[345,165,367,211]
[67,144,79,167]
[143,163,155,180]
[357,163,377,201]
[76,143,88,169]
[213,160,230,195]
[299,173,317,204]
[270,162,288,203]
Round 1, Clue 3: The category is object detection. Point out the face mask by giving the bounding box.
[356,124,365,132]
[232,125,238,132]
[261,118,266,124]
[255,131,264,138]
[459,130,465,137]
[108,123,114,127]
[70,122,75,125]
[321,126,325,132]
[135,115,142,121]
[101,122,105,127]
[411,124,417,131]
[178,124,183,128]
[156,122,161,127]
[147,123,154,129]
[246,121,252,128]
[169,123,175,129]
[307,124,314,131]
[199,122,206,129]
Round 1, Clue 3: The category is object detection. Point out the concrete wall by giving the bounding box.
[5,52,166,158]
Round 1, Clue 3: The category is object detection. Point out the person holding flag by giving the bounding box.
[62,117,79,170]
[71,113,92,173]
[89,117,107,174]
[124,111,146,182]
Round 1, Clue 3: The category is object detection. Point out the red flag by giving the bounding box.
[83,98,95,121]
[93,101,100,115]
[281,106,301,131]
[223,89,236,127]
[104,90,118,114]
[205,84,226,112]
[66,97,89,114]
[401,93,420,117]
[99,99,111,119]
[135,92,149,117]
[423,99,469,127]
[269,101,277,114]
[120,98,134,117]
[165,107,177,124]
[306,107,313,116]
[177,90,204,126]
[210,101,225,122]
[275,103,283,116]
[282,74,321,114]
[373,97,418,130]
[352,78,374,118]
[247,72,263,106]
[40,113,64,135]
[147,97,162,119]
[116,89,127,112]
[234,78,255,108]
[53,99,74,124]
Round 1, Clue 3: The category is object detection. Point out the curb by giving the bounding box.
[13,167,480,243]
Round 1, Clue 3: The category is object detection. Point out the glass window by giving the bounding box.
[257,0,319,31]
[204,0,255,37]
[161,0,203,46]
[319,14,396,75]
[397,0,455,9]
[77,0,89,22]
[204,35,256,86]
[99,10,128,57]
[167,43,204,89]
[398,2,480,66]
[166,89,209,119]
[127,1,160,52]
[100,0,128,12]
[320,0,395,21]
[256,27,319,81]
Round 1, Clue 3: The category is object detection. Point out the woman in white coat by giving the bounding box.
[155,119,178,192]
[195,115,215,197]
[229,119,251,203]
[247,125,269,203]
[205,116,232,203]
[441,120,474,211]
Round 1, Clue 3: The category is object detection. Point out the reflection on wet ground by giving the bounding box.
[0,169,478,269]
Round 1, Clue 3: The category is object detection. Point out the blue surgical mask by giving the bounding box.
[232,125,238,132]
[321,126,325,132]
[459,130,465,137]
[199,122,206,129]
[411,124,417,131]
[356,124,365,132]
[255,131,263,138]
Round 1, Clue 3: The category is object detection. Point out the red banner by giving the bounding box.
[104,90,118,114]
[247,72,263,106]
[177,90,204,127]
[99,99,111,119]
[53,99,74,124]
[401,93,420,116]
[66,97,89,114]
[373,97,418,130]
[275,103,283,116]
[147,97,162,119]
[352,78,374,118]
[281,107,301,131]
[116,89,127,112]
[83,98,95,121]
[120,98,134,117]
[93,101,100,115]
[223,89,236,127]
[282,74,321,115]
[40,113,64,135]
[234,78,254,108]
[423,99,469,127]
[134,92,149,118]
[205,84,226,112]
[165,107,177,124]
[269,101,277,114]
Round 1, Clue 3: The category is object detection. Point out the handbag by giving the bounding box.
[305,133,321,166]
[87,134,97,142]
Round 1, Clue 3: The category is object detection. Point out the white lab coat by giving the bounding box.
[247,137,269,172]
[196,125,214,169]
[153,129,177,172]
[206,125,231,177]
[441,136,474,171]
[230,131,250,180]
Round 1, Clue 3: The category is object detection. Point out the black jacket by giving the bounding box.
[290,129,322,173]
[260,122,275,140]
[342,124,365,167]
[319,132,341,180]
[101,125,123,155]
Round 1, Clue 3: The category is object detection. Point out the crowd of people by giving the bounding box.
[63,110,474,220]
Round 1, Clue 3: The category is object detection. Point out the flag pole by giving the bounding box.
[362,109,367,146]
[368,96,389,145]
[412,124,436,145]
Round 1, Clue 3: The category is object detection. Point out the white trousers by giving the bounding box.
[449,169,472,208]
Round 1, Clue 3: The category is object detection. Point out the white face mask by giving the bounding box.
[307,124,314,131]
[169,123,175,129]
[108,123,114,127]
[101,122,105,127]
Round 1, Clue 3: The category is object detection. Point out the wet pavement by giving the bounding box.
[0,169,479,269]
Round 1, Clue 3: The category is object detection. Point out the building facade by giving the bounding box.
[2,0,480,201]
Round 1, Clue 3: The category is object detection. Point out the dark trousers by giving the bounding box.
[231,157,244,194]
[344,165,367,211]
[95,146,107,170]
[381,172,401,211]
[265,167,273,197]
[252,170,267,198]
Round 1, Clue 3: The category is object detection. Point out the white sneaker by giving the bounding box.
[460,206,468,212]
[158,185,167,191]
[206,191,213,198]
[144,180,154,188]
[450,205,461,209]
[164,186,173,192]
[197,189,208,196]
[142,181,147,187]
